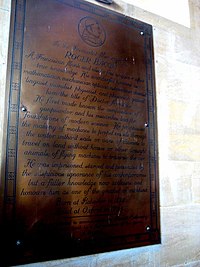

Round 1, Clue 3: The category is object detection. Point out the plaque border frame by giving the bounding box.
[1,0,160,264]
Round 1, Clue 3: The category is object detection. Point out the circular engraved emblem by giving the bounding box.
[78,17,106,47]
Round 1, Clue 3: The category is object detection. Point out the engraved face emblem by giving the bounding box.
[78,17,106,47]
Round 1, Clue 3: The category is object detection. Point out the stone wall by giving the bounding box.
[0,0,200,266]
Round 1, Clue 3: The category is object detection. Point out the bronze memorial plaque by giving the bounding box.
[1,0,160,265]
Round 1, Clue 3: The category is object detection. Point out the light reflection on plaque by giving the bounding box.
[1,0,160,265]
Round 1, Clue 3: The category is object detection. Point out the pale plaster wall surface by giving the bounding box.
[0,0,200,266]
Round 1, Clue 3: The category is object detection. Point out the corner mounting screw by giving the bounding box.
[16,240,21,246]
[146,225,151,232]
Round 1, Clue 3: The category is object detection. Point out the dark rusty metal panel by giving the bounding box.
[1,0,160,265]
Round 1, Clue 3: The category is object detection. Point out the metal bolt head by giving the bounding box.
[146,225,151,231]
[16,240,21,246]
[21,106,27,112]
